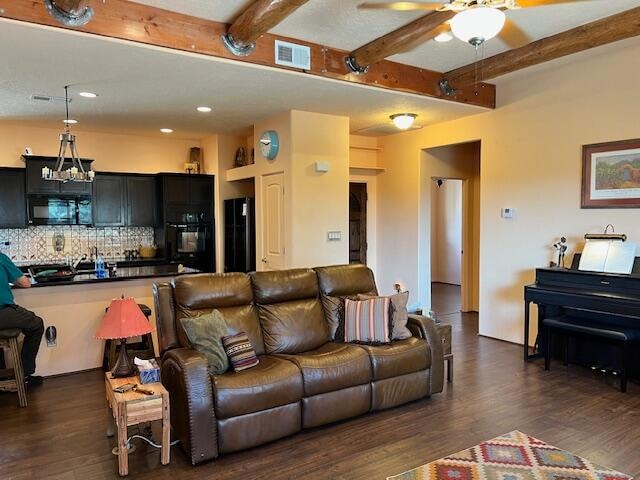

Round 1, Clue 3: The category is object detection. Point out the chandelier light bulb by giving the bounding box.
[390,113,417,130]
[450,7,506,46]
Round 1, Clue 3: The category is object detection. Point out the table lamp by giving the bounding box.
[96,296,155,378]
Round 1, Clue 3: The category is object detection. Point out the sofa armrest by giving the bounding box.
[161,348,218,465]
[407,314,444,395]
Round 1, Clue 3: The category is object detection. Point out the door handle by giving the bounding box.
[261,257,268,263]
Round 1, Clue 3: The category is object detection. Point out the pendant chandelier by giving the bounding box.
[42,85,94,183]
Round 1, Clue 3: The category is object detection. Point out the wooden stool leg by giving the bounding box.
[447,356,453,383]
[9,337,27,407]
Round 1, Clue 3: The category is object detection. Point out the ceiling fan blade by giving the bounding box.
[498,18,532,48]
[516,0,596,7]
[358,2,444,11]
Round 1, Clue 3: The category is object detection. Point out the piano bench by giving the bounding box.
[542,316,638,393]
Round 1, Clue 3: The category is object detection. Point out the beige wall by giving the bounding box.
[249,110,349,270]
[377,37,640,344]
[0,123,199,172]
[431,179,463,286]
[289,110,349,267]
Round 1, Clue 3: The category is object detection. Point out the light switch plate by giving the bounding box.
[501,207,515,219]
[327,231,342,241]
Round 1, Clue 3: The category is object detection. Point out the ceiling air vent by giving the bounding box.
[30,94,70,103]
[275,40,311,70]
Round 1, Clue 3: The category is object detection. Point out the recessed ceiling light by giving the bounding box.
[160,128,173,134]
[434,32,453,43]
[196,106,212,113]
[63,119,78,124]
[78,92,98,98]
[390,113,417,130]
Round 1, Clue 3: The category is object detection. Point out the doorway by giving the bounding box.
[431,178,463,315]
[349,182,367,264]
[422,141,480,317]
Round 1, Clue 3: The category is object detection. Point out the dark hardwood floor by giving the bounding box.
[2,288,639,479]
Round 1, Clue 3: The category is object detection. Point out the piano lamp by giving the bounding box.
[96,296,155,378]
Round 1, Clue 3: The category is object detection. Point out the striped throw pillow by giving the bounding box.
[344,297,391,344]
[221,332,259,372]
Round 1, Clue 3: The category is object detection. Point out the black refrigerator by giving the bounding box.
[224,197,256,273]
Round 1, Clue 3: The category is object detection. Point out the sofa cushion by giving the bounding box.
[315,264,378,297]
[251,269,330,354]
[358,337,430,381]
[344,297,392,344]
[222,332,259,372]
[251,268,319,305]
[315,264,378,339]
[173,273,265,355]
[180,310,229,375]
[280,342,372,396]
[357,291,412,341]
[212,355,303,419]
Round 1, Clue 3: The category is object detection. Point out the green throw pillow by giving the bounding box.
[180,310,229,375]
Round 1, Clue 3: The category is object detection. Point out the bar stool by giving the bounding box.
[0,328,28,407]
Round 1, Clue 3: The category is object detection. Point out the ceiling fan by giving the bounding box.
[358,0,593,48]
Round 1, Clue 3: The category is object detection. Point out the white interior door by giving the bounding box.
[261,172,285,270]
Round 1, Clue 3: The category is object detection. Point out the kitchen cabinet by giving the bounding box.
[25,156,92,195]
[93,174,126,226]
[126,175,157,227]
[160,174,214,223]
[93,174,157,227]
[0,168,27,228]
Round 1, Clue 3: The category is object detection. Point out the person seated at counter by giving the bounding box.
[0,252,44,387]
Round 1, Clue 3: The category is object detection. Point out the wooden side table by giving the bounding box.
[105,373,170,476]
[436,323,453,383]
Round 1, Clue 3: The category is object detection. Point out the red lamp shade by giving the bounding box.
[96,297,154,340]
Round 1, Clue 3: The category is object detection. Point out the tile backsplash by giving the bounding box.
[0,226,155,266]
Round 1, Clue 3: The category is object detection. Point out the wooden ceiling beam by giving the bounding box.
[223,0,309,56]
[441,6,640,93]
[346,10,455,74]
[0,0,495,109]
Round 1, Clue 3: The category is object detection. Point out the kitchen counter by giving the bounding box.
[29,264,200,288]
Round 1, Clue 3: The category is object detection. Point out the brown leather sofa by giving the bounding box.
[154,264,444,465]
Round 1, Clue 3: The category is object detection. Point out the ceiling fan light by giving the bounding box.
[434,31,453,43]
[390,113,417,130]
[450,7,506,46]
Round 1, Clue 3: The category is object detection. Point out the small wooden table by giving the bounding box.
[105,373,170,476]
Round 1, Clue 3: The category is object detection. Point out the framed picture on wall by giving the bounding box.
[582,138,640,208]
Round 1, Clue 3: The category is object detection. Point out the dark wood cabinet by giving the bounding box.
[26,158,60,194]
[190,177,213,205]
[93,174,157,227]
[0,168,27,228]
[126,175,157,227]
[160,174,214,223]
[93,174,126,227]
[25,156,92,195]
[162,176,190,205]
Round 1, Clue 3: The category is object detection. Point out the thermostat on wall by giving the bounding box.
[501,207,515,219]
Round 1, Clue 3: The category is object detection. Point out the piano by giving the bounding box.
[524,254,640,375]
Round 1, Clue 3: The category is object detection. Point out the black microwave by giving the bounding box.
[27,195,92,226]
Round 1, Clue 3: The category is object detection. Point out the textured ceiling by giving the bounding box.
[135,0,640,71]
[0,20,486,138]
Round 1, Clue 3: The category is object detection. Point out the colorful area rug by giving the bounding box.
[388,431,632,480]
